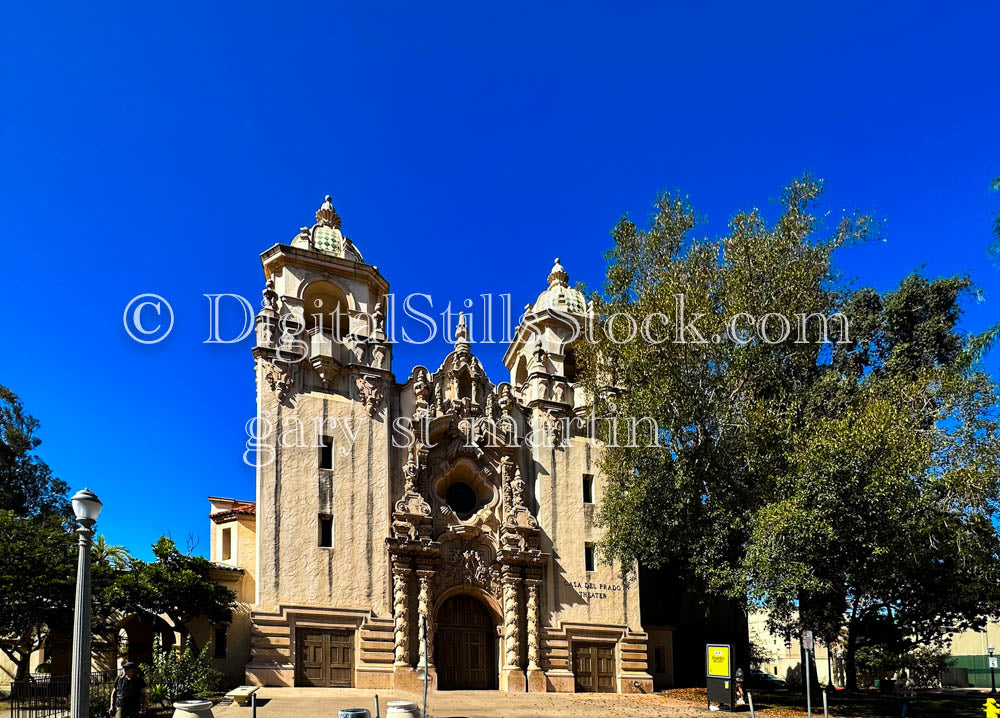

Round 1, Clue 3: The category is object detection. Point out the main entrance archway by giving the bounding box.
[435,594,498,690]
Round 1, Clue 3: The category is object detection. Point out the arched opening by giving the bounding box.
[120,613,175,667]
[513,356,528,389]
[435,594,498,690]
[303,280,351,339]
[563,347,578,382]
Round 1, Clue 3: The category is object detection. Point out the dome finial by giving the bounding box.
[315,194,341,229]
[455,311,469,344]
[548,257,569,287]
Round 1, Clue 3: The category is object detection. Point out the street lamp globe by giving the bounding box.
[71,488,102,526]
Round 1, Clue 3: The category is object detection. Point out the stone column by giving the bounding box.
[500,564,527,692]
[416,568,435,668]
[392,563,412,666]
[525,575,547,692]
[526,579,541,670]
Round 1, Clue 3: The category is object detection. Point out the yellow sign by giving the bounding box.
[707,644,730,678]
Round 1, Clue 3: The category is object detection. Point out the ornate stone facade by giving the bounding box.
[223,197,653,694]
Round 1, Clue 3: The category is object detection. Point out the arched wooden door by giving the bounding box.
[435,595,498,690]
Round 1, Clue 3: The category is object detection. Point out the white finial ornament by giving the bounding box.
[455,311,469,344]
[548,257,569,287]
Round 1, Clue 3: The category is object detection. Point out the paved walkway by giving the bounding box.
[211,687,701,717]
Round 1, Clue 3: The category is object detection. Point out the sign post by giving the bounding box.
[802,630,814,718]
[706,643,734,710]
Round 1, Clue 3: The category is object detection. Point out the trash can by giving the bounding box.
[338,710,371,718]
[385,700,420,717]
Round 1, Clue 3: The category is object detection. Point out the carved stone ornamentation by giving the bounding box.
[403,456,418,494]
[502,566,521,669]
[436,542,501,599]
[355,374,384,416]
[500,456,514,513]
[261,278,278,312]
[264,360,293,402]
[526,579,541,670]
[315,194,341,229]
[417,569,434,668]
[538,409,565,446]
[392,565,412,666]
[372,343,388,370]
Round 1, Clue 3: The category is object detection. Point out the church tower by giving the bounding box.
[248,196,397,688]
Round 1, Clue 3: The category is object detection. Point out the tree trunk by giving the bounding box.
[845,621,859,691]
[14,651,31,682]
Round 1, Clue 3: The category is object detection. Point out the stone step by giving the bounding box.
[360,651,395,664]
[361,639,395,653]
[252,647,291,661]
[252,635,290,649]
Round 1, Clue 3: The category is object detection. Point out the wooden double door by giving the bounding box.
[296,628,354,687]
[573,642,616,693]
[435,595,498,690]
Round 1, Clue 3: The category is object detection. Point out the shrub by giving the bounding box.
[140,636,218,706]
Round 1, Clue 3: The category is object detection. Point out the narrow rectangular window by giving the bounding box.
[582,474,594,504]
[585,543,595,572]
[319,514,334,548]
[319,437,334,470]
[221,527,232,561]
[214,627,227,659]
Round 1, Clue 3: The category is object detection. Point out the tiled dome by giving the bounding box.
[303,195,364,262]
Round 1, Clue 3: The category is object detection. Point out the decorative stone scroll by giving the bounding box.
[264,360,293,402]
[355,374,384,416]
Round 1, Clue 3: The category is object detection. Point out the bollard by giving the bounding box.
[748,691,755,718]
[822,688,828,718]
[375,693,380,718]
[251,692,256,718]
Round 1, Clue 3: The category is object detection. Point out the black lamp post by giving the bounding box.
[990,645,996,694]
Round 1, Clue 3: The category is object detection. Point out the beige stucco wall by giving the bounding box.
[255,385,392,618]
[534,434,638,633]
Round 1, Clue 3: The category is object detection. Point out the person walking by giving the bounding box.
[108,661,147,718]
[895,670,915,717]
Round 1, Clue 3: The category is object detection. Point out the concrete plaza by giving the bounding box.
[210,687,700,718]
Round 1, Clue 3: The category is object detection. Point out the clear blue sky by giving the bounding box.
[2,2,997,560]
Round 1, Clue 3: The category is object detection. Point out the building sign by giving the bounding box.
[707,644,731,679]
[561,578,624,600]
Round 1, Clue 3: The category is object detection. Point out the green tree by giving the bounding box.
[0,510,75,681]
[0,385,70,519]
[0,386,77,681]
[577,178,1000,689]
[112,537,235,650]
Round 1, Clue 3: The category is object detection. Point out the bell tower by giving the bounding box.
[248,196,397,689]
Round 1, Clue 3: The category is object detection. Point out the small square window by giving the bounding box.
[319,514,333,548]
[582,474,594,504]
[319,437,334,470]
[585,543,596,572]
[221,527,232,561]
[214,627,227,659]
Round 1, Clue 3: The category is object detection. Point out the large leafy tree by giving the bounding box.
[0,510,75,680]
[111,537,236,651]
[0,386,76,680]
[578,178,1000,688]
